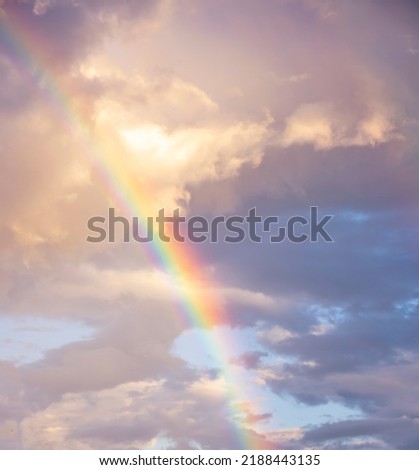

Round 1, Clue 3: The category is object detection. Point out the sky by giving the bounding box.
[0,0,418,450]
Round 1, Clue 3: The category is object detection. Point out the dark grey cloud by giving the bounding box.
[300,417,419,450]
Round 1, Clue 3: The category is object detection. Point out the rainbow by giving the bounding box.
[0,3,274,450]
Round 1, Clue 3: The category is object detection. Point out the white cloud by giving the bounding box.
[281,102,399,150]
[259,326,296,344]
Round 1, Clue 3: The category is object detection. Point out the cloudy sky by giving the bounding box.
[0,0,419,450]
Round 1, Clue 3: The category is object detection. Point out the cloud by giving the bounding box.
[231,351,267,370]
[19,376,273,449]
[1,0,419,451]
[281,102,398,150]
[1,0,165,68]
